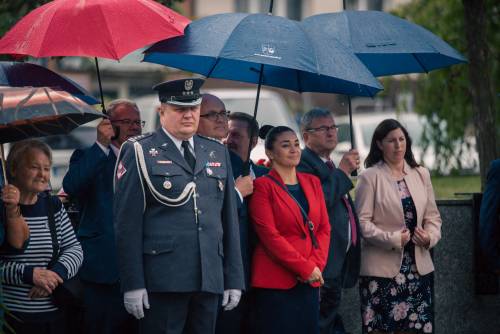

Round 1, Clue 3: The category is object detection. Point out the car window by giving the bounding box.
[40,127,97,150]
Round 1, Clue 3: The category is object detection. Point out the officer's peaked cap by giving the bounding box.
[153,78,205,106]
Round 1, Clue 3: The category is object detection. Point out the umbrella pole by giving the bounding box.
[242,64,265,176]
[94,57,107,114]
[1,143,7,185]
[347,95,357,176]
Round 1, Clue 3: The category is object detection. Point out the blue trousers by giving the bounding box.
[253,283,319,334]
[82,281,137,334]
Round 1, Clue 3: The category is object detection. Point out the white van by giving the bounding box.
[135,88,301,161]
[331,111,479,174]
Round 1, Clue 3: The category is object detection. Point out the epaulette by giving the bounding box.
[128,132,153,143]
[197,134,224,146]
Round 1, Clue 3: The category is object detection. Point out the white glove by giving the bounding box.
[124,288,150,319]
[221,289,242,311]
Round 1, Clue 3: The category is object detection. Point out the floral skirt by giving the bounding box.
[359,248,434,333]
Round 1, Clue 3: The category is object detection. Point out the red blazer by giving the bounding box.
[249,169,331,289]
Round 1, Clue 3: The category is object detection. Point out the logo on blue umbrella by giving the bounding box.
[255,43,281,60]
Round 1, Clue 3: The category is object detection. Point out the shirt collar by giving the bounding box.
[161,127,194,153]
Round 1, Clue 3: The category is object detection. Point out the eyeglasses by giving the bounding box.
[111,119,145,127]
[306,125,339,133]
[200,110,231,121]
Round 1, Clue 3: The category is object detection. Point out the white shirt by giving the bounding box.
[96,141,120,157]
[161,127,195,157]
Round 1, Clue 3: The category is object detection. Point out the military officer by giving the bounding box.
[113,78,244,334]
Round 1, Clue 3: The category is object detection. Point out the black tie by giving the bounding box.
[182,140,196,170]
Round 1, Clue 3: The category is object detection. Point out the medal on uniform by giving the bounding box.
[149,148,159,157]
[163,180,172,189]
[206,167,213,176]
[218,180,224,191]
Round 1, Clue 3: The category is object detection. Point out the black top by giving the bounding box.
[286,183,309,214]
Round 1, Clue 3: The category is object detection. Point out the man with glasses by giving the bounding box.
[63,99,143,334]
[114,79,244,334]
[298,108,360,334]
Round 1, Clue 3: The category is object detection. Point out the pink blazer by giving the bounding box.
[354,161,442,278]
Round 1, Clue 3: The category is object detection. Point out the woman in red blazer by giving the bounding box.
[249,126,330,334]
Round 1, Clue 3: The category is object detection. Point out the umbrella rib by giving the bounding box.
[96,5,120,60]
[206,57,221,78]
[43,87,60,115]
[412,53,429,73]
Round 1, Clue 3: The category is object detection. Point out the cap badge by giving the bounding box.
[184,79,193,91]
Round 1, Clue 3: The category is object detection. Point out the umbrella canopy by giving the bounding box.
[0,0,190,113]
[0,86,103,144]
[0,61,98,105]
[0,0,190,60]
[144,13,382,97]
[302,11,467,77]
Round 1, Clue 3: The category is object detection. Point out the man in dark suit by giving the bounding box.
[63,99,142,334]
[479,159,500,275]
[297,108,361,334]
[114,79,244,334]
[197,95,265,334]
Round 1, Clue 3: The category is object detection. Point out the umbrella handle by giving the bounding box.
[1,143,8,186]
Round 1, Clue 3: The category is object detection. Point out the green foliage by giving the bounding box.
[393,0,499,174]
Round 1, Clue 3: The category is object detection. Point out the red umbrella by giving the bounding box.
[0,0,190,112]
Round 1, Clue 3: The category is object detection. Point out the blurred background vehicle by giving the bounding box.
[331,111,479,175]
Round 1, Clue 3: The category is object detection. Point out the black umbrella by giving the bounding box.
[0,86,104,183]
[0,61,99,105]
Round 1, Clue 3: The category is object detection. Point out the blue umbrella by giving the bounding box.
[144,13,382,97]
[302,10,467,77]
[0,61,99,105]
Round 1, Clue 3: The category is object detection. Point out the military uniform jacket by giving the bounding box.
[113,129,244,294]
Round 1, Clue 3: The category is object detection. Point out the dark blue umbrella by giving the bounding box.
[144,13,382,97]
[302,10,467,77]
[0,61,99,105]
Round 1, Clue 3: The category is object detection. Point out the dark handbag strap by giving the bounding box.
[45,192,60,268]
[265,175,318,249]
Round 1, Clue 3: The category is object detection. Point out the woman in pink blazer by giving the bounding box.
[249,126,330,334]
[355,119,442,334]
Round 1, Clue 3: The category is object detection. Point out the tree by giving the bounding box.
[394,0,498,185]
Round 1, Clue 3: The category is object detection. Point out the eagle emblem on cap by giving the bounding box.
[184,79,194,91]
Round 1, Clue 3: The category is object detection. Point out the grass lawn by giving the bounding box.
[430,175,481,199]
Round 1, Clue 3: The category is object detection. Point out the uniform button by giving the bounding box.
[151,250,157,254]
[193,176,197,180]
[197,209,202,215]
[391,247,396,251]
[198,227,202,231]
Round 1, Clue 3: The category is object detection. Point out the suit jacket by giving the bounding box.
[113,129,244,294]
[355,161,442,278]
[249,169,330,289]
[298,147,361,287]
[63,143,119,284]
[479,159,500,271]
[229,151,269,288]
